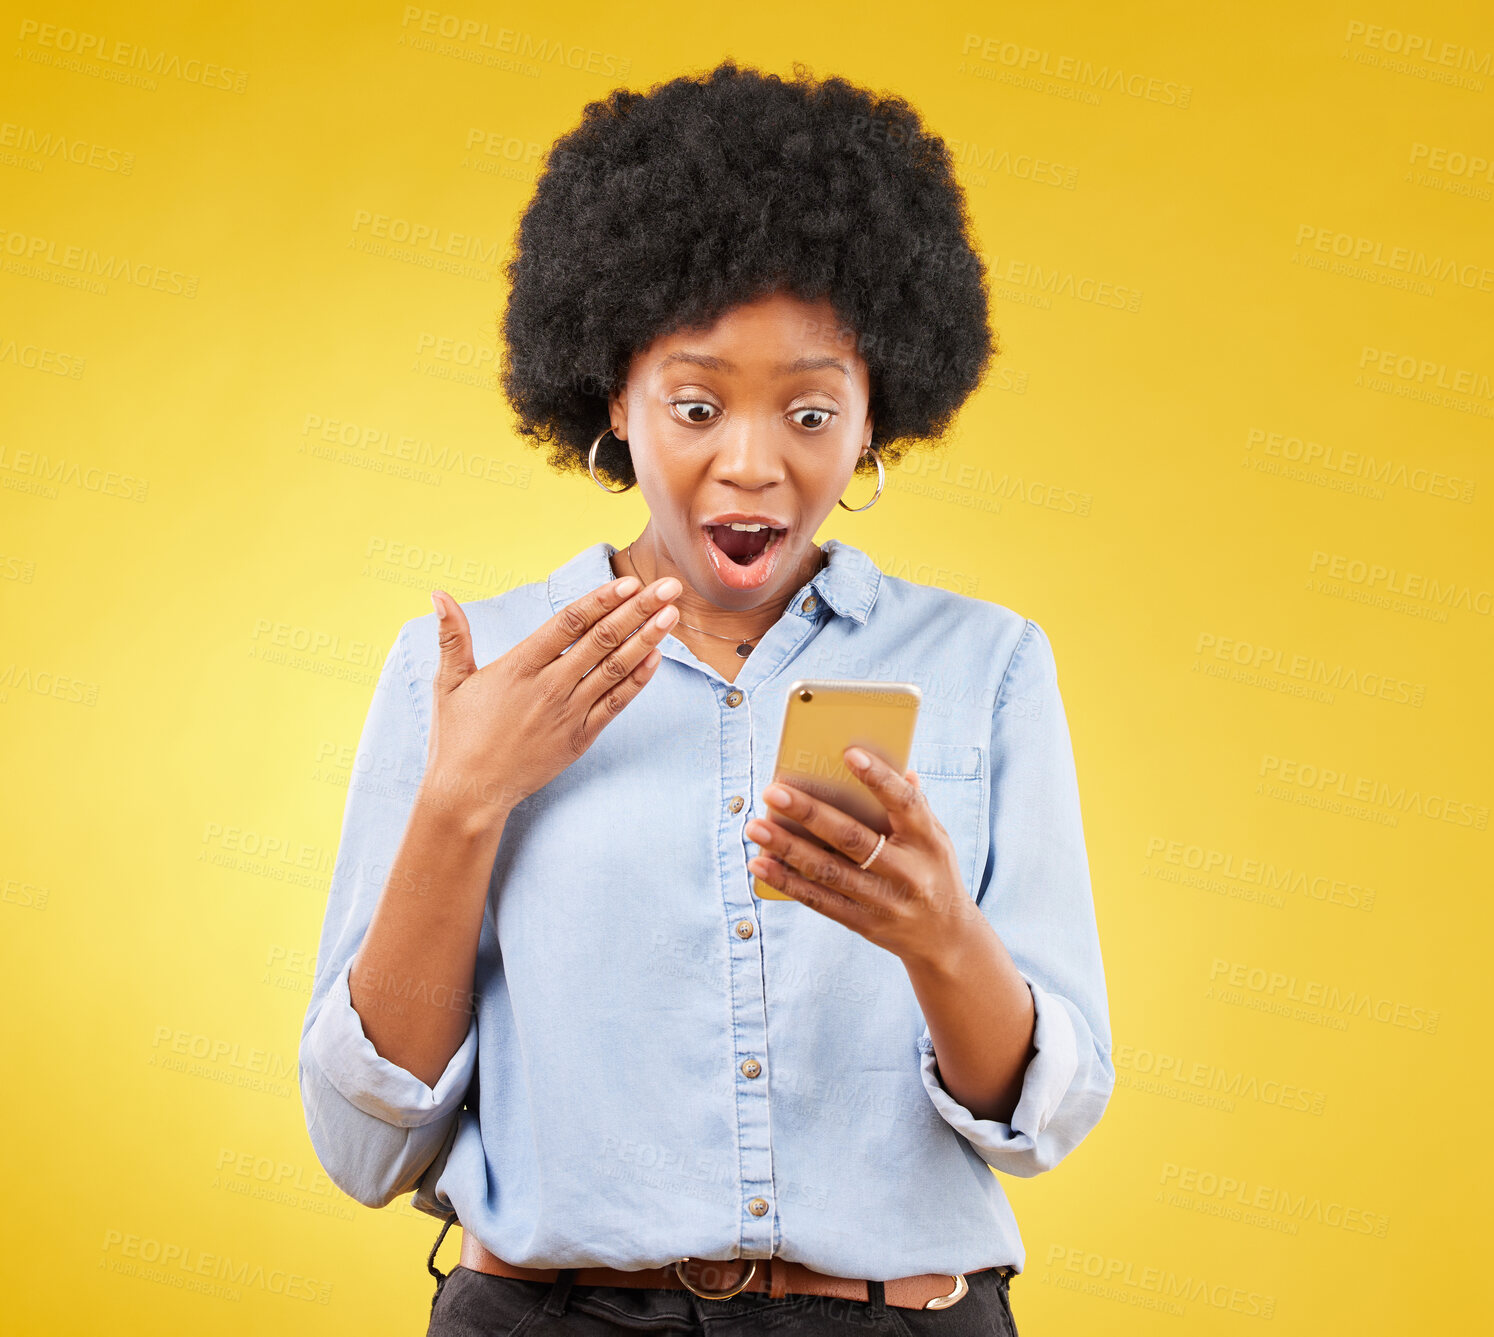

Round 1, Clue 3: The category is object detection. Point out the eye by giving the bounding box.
[670,400,718,424]
[790,407,835,431]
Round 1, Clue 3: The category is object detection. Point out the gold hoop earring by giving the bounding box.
[838,447,884,512]
[588,427,634,493]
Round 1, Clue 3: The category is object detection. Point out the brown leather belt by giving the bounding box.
[459,1227,1011,1311]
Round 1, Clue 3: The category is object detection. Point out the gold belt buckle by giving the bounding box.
[674,1257,759,1299]
[925,1272,970,1309]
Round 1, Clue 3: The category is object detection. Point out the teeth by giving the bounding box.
[724,522,772,531]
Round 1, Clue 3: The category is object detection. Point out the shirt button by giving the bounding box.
[748,1198,770,1216]
[801,594,818,613]
[734,920,754,939]
[728,796,744,813]
[740,1058,761,1078]
[725,689,744,707]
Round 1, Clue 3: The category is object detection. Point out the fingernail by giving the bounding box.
[845,747,869,769]
[764,784,791,806]
[659,577,682,598]
[431,592,444,618]
[616,576,641,597]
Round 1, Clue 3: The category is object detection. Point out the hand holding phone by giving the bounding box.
[751,679,921,900]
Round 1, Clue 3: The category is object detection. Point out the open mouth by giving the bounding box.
[701,522,789,590]
[706,523,785,565]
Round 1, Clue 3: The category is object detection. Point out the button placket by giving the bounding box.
[720,681,774,1251]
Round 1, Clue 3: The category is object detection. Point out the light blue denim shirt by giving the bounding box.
[298,537,1113,1280]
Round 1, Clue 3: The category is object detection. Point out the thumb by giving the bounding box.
[431,590,476,694]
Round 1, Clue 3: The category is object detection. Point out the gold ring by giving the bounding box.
[858,833,887,871]
[674,1258,758,1299]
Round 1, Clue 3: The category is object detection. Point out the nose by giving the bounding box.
[708,415,786,489]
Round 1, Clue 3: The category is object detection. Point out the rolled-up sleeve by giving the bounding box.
[298,617,479,1208]
[918,616,1114,1177]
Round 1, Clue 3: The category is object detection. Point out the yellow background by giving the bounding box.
[3,0,1490,1331]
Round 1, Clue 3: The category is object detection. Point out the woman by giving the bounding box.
[299,59,1113,1336]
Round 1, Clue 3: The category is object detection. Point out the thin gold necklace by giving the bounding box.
[620,541,800,659]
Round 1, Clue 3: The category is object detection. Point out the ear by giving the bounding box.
[862,411,874,451]
[608,384,629,442]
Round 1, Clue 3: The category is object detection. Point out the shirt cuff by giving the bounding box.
[918,973,1080,1152]
[303,956,478,1128]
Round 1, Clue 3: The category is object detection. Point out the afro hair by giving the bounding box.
[498,58,997,489]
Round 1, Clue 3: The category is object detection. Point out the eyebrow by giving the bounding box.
[653,351,851,381]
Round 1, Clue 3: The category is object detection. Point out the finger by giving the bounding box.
[573,589,679,695]
[843,747,931,838]
[748,854,864,926]
[569,575,681,707]
[746,816,880,909]
[431,590,476,695]
[555,578,682,691]
[759,778,890,874]
[523,574,646,670]
[579,640,666,736]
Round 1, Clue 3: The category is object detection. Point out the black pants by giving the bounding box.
[425,1225,1019,1336]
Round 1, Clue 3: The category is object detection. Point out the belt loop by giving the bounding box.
[543,1267,578,1315]
[769,1256,788,1300]
[426,1218,455,1317]
[426,1217,454,1283]
[866,1279,887,1318]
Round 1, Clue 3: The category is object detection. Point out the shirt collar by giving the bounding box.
[547,538,881,625]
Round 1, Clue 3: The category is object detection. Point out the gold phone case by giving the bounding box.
[752,679,922,901]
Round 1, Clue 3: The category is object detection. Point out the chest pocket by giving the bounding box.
[907,741,989,901]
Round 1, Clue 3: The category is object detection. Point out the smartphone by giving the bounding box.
[751,679,922,901]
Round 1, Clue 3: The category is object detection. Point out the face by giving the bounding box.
[608,290,874,613]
